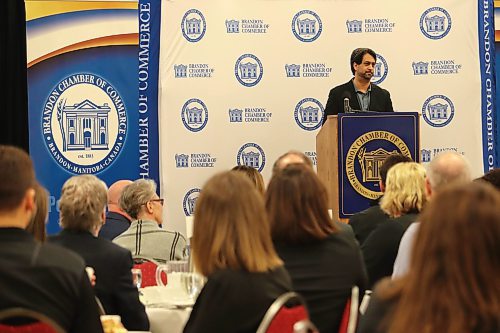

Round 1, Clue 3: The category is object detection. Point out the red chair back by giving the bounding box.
[0,322,60,333]
[0,308,65,333]
[338,286,359,333]
[265,305,308,333]
[133,258,166,287]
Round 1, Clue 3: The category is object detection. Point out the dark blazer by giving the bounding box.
[0,228,103,333]
[99,211,131,240]
[50,229,149,331]
[349,204,389,245]
[323,79,394,124]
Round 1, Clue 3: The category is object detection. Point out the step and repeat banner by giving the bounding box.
[159,0,496,233]
[26,0,160,233]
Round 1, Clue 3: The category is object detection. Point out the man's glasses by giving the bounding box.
[149,198,164,206]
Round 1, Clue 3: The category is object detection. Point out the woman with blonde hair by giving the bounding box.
[359,182,500,333]
[361,162,427,287]
[184,171,292,333]
[231,165,265,195]
[266,164,367,333]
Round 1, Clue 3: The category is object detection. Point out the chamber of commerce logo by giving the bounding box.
[372,54,388,85]
[174,63,214,78]
[346,20,362,33]
[183,188,201,216]
[225,19,269,33]
[294,98,324,131]
[175,153,216,168]
[285,63,332,78]
[421,95,454,127]
[285,64,300,77]
[346,18,395,33]
[181,98,208,132]
[229,107,272,123]
[421,147,463,163]
[412,60,461,75]
[420,7,451,40]
[42,73,127,174]
[304,151,317,166]
[226,19,239,33]
[292,10,322,42]
[181,9,206,42]
[236,143,266,172]
[346,131,411,199]
[235,54,263,87]
[421,149,431,162]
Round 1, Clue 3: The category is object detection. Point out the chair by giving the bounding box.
[0,308,65,333]
[359,290,372,315]
[133,257,165,287]
[338,286,360,333]
[256,292,318,333]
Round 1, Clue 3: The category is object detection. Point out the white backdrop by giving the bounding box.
[159,0,493,234]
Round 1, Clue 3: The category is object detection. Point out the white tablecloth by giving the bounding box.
[146,307,191,333]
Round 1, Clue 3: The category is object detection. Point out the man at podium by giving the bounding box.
[322,48,394,124]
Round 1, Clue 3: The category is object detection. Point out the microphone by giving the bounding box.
[343,97,352,113]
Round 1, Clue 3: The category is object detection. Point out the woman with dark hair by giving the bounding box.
[184,171,291,333]
[26,183,49,242]
[266,164,367,333]
[359,182,500,333]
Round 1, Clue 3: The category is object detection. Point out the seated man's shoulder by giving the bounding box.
[37,243,86,273]
[350,205,386,222]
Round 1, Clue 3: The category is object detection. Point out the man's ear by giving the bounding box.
[425,178,432,198]
[24,188,36,213]
[379,180,385,192]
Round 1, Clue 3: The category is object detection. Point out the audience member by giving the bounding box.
[99,179,133,240]
[272,150,313,176]
[362,162,427,288]
[114,179,186,262]
[349,153,412,244]
[476,167,500,191]
[392,152,471,278]
[26,182,49,242]
[184,171,292,333]
[0,145,103,332]
[231,165,265,195]
[359,182,500,333]
[49,175,149,331]
[266,164,367,333]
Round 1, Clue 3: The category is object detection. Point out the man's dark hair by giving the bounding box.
[0,145,36,211]
[379,153,413,186]
[350,48,377,75]
[476,168,500,191]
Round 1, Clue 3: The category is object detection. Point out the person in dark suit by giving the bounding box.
[99,179,133,240]
[49,174,149,331]
[322,48,394,124]
[0,145,103,333]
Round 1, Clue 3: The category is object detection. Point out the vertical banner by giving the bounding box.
[26,0,160,233]
[159,0,497,232]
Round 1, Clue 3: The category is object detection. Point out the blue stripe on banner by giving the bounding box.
[479,0,497,171]
[138,0,161,186]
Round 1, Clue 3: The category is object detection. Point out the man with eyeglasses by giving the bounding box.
[322,47,393,124]
[113,179,187,263]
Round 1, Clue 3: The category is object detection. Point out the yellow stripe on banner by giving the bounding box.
[25,1,137,21]
[495,1,500,8]
[27,33,138,68]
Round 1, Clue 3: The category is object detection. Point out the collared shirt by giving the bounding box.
[392,222,420,279]
[353,81,372,111]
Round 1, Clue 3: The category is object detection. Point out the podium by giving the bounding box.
[316,112,420,221]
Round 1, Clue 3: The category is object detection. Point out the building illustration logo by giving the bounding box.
[229,109,243,122]
[346,131,412,199]
[181,98,208,132]
[294,98,324,131]
[42,73,127,174]
[292,10,322,42]
[421,95,455,127]
[421,149,431,163]
[420,7,452,40]
[346,20,362,33]
[181,9,206,42]
[175,154,189,167]
[236,143,266,172]
[226,19,240,33]
[235,54,264,87]
[174,64,188,78]
[412,62,429,75]
[285,64,301,77]
[183,188,201,216]
[372,54,388,85]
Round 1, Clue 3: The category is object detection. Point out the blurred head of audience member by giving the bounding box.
[192,171,282,276]
[476,167,500,191]
[231,165,265,195]
[377,182,500,333]
[26,183,49,242]
[0,145,36,228]
[272,150,313,176]
[266,164,338,244]
[378,154,413,192]
[380,162,427,218]
[426,151,471,196]
[107,180,133,219]
[59,175,108,236]
[120,179,163,225]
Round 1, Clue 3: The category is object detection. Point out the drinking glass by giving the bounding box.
[131,268,142,289]
[155,260,189,287]
[181,273,206,300]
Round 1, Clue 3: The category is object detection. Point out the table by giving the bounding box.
[146,307,191,333]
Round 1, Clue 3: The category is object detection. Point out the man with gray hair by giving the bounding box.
[50,175,149,331]
[114,179,186,262]
[392,152,472,278]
